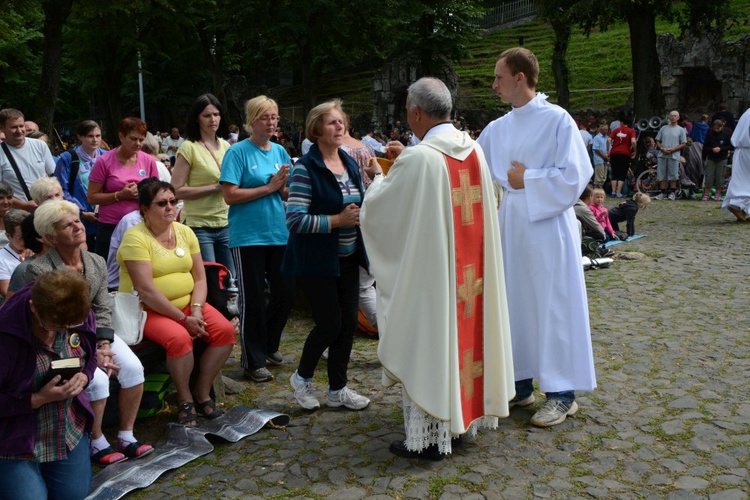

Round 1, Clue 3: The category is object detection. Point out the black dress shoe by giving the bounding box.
[389,440,445,461]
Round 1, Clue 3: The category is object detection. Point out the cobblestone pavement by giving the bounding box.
[128,199,749,499]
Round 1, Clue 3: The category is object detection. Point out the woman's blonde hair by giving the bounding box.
[305,99,346,143]
[30,177,63,205]
[244,95,278,135]
[33,199,79,241]
[633,192,651,209]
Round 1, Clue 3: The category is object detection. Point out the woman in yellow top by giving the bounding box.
[171,94,235,278]
[117,178,235,427]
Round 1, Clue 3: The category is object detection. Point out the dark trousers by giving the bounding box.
[95,221,117,260]
[297,254,360,391]
[232,245,294,370]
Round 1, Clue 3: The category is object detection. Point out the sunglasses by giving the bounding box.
[154,199,179,208]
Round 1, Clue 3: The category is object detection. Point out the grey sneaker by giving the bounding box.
[530,400,578,427]
[668,191,676,201]
[290,372,320,409]
[327,386,370,410]
[654,193,666,200]
[509,394,535,408]
[245,367,273,382]
[322,348,329,360]
[266,351,283,366]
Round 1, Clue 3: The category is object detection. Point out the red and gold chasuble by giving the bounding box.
[445,149,485,426]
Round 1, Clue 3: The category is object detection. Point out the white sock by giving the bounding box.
[117,430,136,444]
[90,435,110,454]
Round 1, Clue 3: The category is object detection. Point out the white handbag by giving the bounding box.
[109,291,147,345]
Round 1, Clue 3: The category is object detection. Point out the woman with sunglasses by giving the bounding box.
[0,270,97,499]
[117,179,235,427]
[26,200,152,466]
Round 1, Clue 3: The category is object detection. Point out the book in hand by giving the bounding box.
[43,357,83,385]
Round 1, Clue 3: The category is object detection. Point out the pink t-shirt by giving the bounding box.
[89,149,158,224]
[589,203,616,236]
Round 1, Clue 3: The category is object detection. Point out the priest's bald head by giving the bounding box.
[405,77,453,140]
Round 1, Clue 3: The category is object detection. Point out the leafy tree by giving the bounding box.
[0,0,44,114]
[576,0,736,118]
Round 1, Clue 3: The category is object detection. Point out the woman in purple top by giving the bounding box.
[88,117,159,258]
[0,270,98,499]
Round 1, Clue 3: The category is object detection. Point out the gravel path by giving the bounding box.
[128,199,749,500]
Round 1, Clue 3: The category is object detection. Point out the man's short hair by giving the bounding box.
[712,120,724,127]
[4,208,29,236]
[407,77,453,120]
[498,47,539,89]
[0,108,24,127]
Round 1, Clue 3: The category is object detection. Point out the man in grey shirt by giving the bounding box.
[654,110,687,200]
[0,108,56,212]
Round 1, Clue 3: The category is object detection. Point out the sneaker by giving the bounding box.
[654,193,666,200]
[322,347,329,360]
[290,371,320,409]
[714,195,721,202]
[244,367,273,382]
[508,393,535,408]
[266,351,283,366]
[327,386,370,410]
[530,399,579,427]
[668,191,676,201]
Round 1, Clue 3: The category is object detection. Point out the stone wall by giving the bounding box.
[371,58,459,130]
[658,33,750,119]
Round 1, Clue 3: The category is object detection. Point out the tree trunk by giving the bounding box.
[550,20,571,110]
[197,28,227,110]
[627,5,664,119]
[298,41,316,114]
[33,0,74,132]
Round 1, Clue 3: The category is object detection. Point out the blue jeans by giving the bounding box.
[192,226,236,278]
[516,378,575,404]
[0,434,91,500]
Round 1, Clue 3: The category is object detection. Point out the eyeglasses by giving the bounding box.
[154,199,179,208]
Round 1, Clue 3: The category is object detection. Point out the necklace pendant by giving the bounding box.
[175,247,185,257]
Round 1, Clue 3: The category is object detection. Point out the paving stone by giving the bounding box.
[674,476,711,490]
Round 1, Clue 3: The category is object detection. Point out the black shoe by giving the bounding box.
[389,440,446,461]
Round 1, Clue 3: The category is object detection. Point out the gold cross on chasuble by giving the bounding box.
[444,149,486,426]
[460,348,484,399]
[457,264,483,319]
[452,170,483,225]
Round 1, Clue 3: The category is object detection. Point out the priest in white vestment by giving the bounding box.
[477,47,597,428]
[723,107,750,221]
[361,77,515,461]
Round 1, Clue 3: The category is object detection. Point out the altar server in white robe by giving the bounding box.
[361,77,515,461]
[477,47,597,428]
[723,107,750,222]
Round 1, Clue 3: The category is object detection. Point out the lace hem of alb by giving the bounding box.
[402,390,498,455]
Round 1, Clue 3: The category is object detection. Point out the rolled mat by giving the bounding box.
[86,406,289,500]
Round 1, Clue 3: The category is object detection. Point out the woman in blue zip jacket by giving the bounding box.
[54,120,107,250]
[283,100,371,412]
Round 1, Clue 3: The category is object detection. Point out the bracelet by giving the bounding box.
[191,303,203,309]
[114,191,120,202]
[373,172,384,178]
[176,316,188,327]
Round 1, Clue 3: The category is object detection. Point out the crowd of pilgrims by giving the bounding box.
[1,88,743,496]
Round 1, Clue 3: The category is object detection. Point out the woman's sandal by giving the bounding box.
[177,401,199,427]
[195,399,224,420]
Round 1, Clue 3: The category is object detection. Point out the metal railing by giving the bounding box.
[480,0,537,29]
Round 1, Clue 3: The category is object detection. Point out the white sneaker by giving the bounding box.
[327,386,370,410]
[654,193,666,200]
[508,394,536,408]
[290,371,320,409]
[530,400,578,427]
[668,191,676,201]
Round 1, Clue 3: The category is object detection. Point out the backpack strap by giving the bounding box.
[0,142,32,201]
[67,149,80,195]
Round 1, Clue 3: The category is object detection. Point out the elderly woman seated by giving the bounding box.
[117,178,235,427]
[0,270,98,499]
[26,200,152,465]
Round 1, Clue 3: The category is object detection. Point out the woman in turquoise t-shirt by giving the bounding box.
[219,95,294,383]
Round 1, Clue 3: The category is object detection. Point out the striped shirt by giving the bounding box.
[287,163,362,257]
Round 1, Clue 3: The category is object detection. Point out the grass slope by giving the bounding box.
[282,0,749,121]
